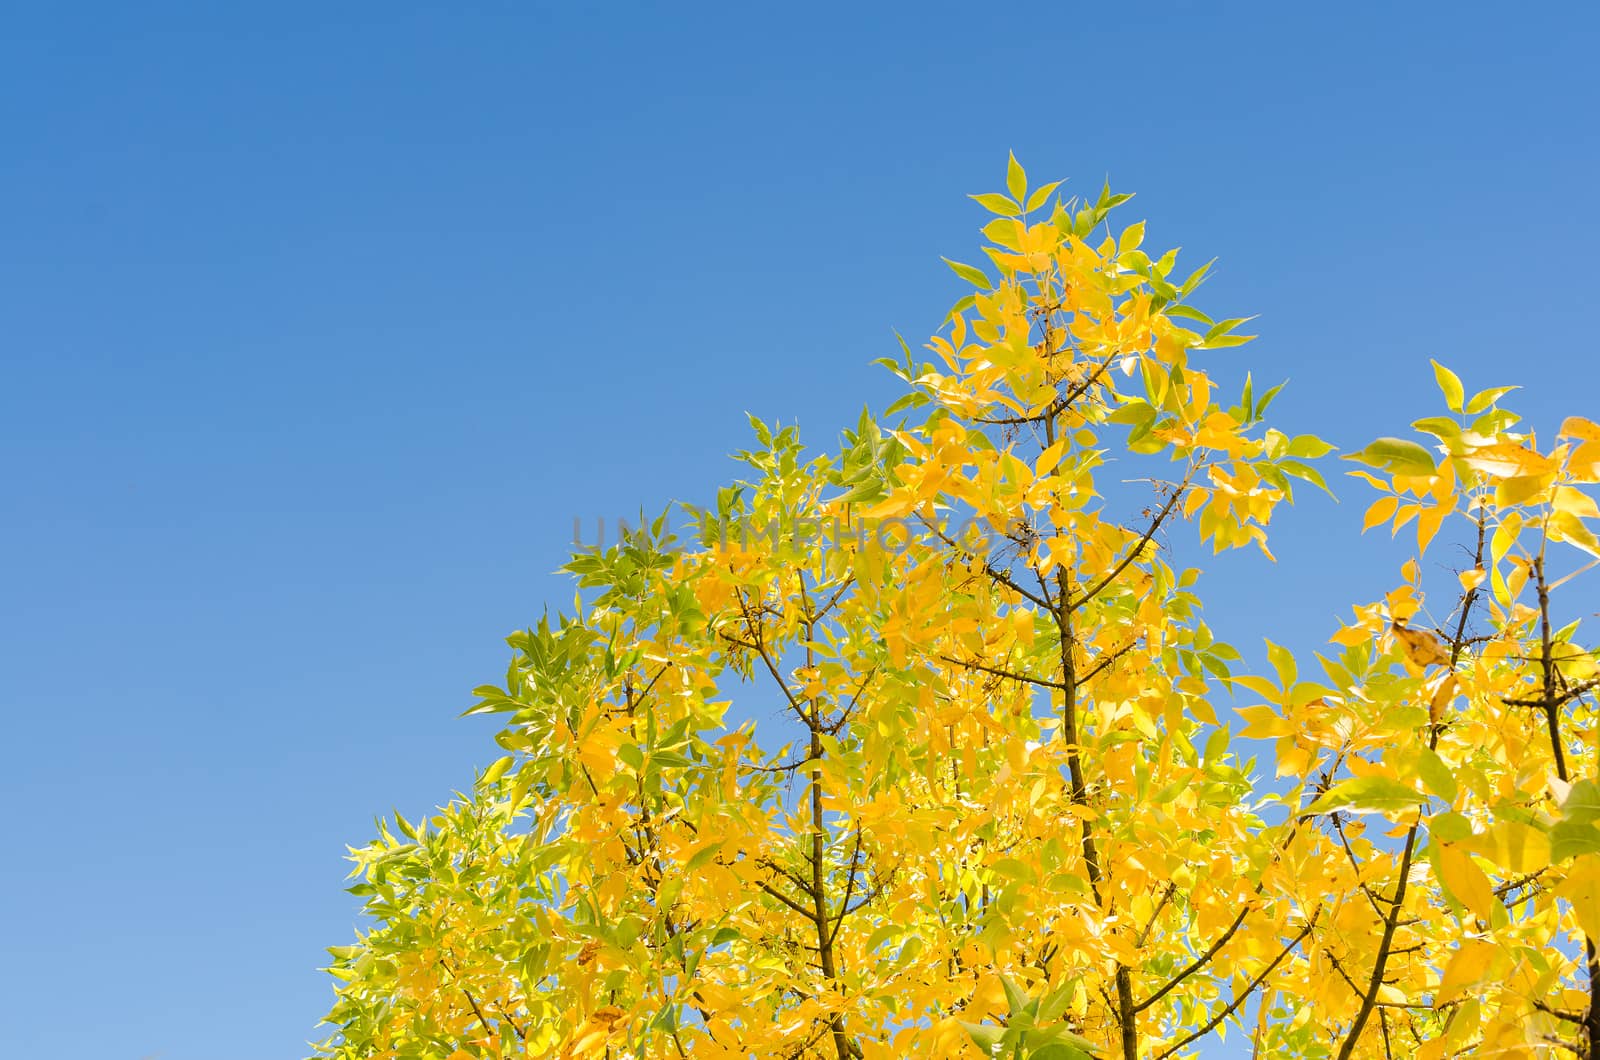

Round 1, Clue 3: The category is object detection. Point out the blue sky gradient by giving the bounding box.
[2,3,1596,1057]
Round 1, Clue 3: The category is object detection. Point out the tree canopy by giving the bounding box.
[314,157,1600,1059]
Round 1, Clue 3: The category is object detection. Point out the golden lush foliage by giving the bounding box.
[314,157,1600,1059]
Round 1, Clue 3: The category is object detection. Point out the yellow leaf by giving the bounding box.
[1437,842,1496,920]
[1556,856,1600,939]
[1507,556,1532,600]
[863,494,916,520]
[1428,672,1458,725]
[1435,938,1496,1003]
[1375,982,1407,1006]
[1236,704,1293,739]
[1011,608,1036,647]
[1458,567,1486,591]
[1554,485,1600,519]
[1464,442,1554,479]
[1392,620,1450,668]
[1463,819,1551,874]
[1416,504,1448,554]
[1231,674,1285,701]
[1491,511,1524,564]
[1036,437,1069,477]
[1559,416,1600,442]
[695,982,740,1012]
[1550,509,1600,559]
[1572,441,1600,482]
[1495,473,1555,508]
[1362,495,1399,531]
[972,972,1008,1016]
[561,1022,613,1059]
[1429,458,1457,503]
[1330,623,1371,647]
[1346,469,1389,490]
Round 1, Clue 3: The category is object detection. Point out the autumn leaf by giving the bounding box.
[1390,619,1450,668]
[314,160,1600,1060]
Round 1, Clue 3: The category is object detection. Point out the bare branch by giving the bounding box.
[1153,913,1319,1060]
[938,653,1068,691]
[1069,465,1197,613]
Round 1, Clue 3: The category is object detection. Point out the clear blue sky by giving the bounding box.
[1,4,1595,1058]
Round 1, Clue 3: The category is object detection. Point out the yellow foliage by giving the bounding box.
[314,161,1600,1060]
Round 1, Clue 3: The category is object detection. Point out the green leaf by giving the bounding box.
[1108,399,1155,425]
[1431,359,1465,413]
[884,391,929,417]
[1464,384,1519,415]
[462,685,519,716]
[982,217,1020,247]
[1411,416,1461,443]
[1205,316,1257,341]
[1550,820,1600,861]
[482,755,514,785]
[1277,463,1330,502]
[1254,381,1288,419]
[1416,748,1458,802]
[1027,1024,1101,1057]
[685,840,722,872]
[1164,303,1213,326]
[1025,181,1063,212]
[1431,811,1473,842]
[1307,776,1426,817]
[1563,780,1600,823]
[970,193,1021,217]
[1178,257,1215,296]
[944,257,993,289]
[1342,437,1438,477]
[1035,982,1077,1024]
[1006,152,1027,201]
[1196,333,1255,350]
[862,922,900,953]
[1203,726,1230,763]
[1029,1045,1094,1060]
[1000,975,1031,1019]
[1119,220,1146,254]
[1287,435,1336,460]
[962,1022,1004,1052]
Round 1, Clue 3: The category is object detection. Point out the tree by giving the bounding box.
[313,156,1600,1059]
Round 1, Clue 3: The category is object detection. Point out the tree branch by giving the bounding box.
[1069,465,1197,613]
[1153,913,1318,1060]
